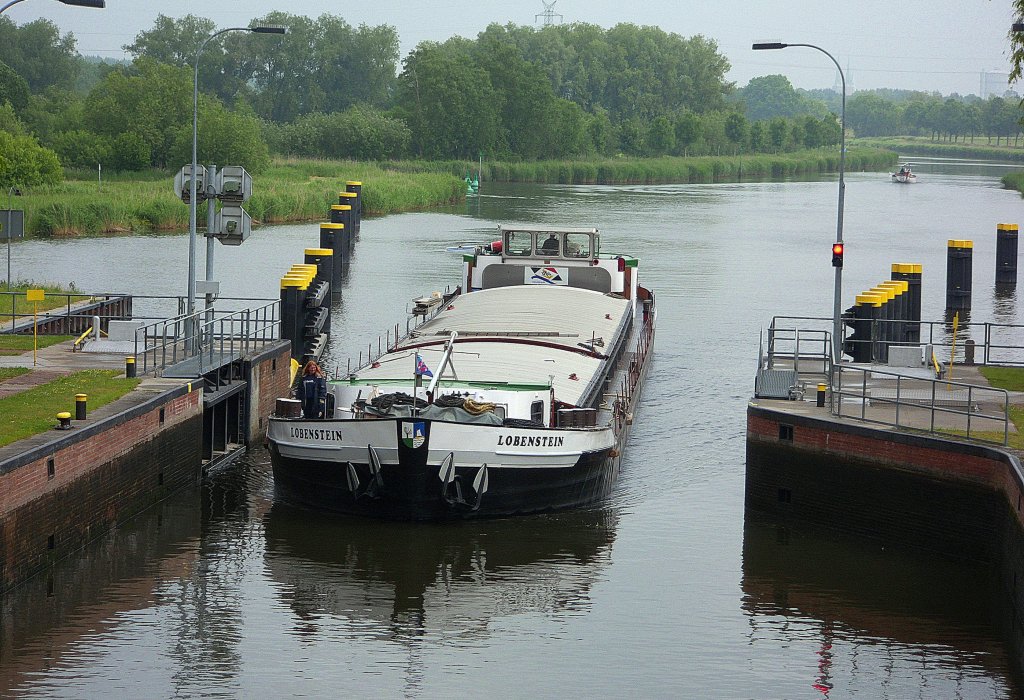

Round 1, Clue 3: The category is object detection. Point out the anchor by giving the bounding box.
[438,452,489,511]
[345,445,385,499]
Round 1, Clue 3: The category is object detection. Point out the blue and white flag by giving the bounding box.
[414,353,433,377]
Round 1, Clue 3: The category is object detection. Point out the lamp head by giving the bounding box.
[251,26,286,35]
[752,42,787,50]
[58,0,105,7]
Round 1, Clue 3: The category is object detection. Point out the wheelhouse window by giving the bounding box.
[538,232,562,256]
[565,233,591,258]
[505,231,534,256]
[531,400,545,425]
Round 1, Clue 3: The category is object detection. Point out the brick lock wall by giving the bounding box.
[745,407,1014,560]
[0,387,203,590]
[246,341,291,442]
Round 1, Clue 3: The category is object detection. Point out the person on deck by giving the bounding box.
[541,234,560,254]
[296,360,328,419]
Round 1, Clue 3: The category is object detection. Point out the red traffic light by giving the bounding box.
[832,242,844,268]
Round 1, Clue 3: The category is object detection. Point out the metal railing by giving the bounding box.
[1,291,131,334]
[833,364,1011,446]
[764,320,833,376]
[343,285,457,377]
[136,301,280,377]
[770,315,1024,368]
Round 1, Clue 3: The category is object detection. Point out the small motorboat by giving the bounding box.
[891,163,917,184]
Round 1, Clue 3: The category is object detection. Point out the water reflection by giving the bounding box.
[0,485,203,696]
[994,284,1018,321]
[262,504,617,642]
[740,511,1019,698]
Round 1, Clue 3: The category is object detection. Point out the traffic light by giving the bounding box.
[831,242,844,268]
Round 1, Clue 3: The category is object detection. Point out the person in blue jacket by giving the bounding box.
[296,360,328,418]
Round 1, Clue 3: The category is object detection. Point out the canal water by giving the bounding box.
[3,157,1024,697]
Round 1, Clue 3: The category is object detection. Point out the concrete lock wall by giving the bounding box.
[0,386,203,591]
[745,405,1024,640]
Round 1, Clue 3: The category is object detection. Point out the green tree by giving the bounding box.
[768,118,788,151]
[49,130,112,169]
[83,58,269,171]
[738,75,825,121]
[723,112,748,153]
[82,58,191,168]
[846,93,901,137]
[125,14,216,67]
[673,110,702,154]
[273,106,409,160]
[0,17,82,92]
[21,88,86,143]
[0,61,28,110]
[748,120,767,152]
[645,115,675,155]
[586,106,614,155]
[394,41,499,159]
[474,25,559,159]
[616,117,645,155]
[0,130,61,188]
[547,98,591,158]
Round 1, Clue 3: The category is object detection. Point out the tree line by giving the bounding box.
[738,73,1024,145]
[0,12,850,187]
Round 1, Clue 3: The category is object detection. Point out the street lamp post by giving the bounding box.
[187,25,285,342]
[753,42,846,364]
[0,0,104,13]
[5,186,20,289]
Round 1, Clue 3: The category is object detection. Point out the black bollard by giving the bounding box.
[125,355,136,378]
[280,273,311,361]
[75,393,87,420]
[304,247,333,288]
[338,192,358,249]
[816,383,826,408]
[846,293,882,363]
[330,204,354,260]
[304,247,333,343]
[945,239,973,312]
[891,263,922,344]
[878,280,908,346]
[996,223,1018,285]
[319,222,346,293]
[870,285,895,362]
[344,181,362,235]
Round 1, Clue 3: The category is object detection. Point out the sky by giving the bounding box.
[12,0,1020,97]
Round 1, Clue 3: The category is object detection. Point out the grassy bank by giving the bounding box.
[388,147,897,185]
[15,149,895,237]
[1002,172,1024,196]
[855,137,1024,162]
[0,369,140,447]
[19,161,465,238]
[0,335,73,355]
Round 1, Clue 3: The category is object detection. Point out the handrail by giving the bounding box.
[344,285,457,377]
[134,300,280,377]
[833,363,1010,446]
[770,314,1024,367]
